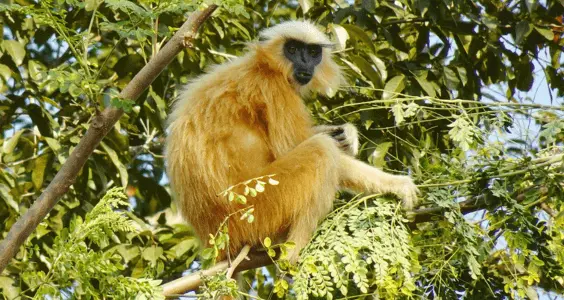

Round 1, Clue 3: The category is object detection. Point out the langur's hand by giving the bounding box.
[391,175,419,210]
[315,123,359,157]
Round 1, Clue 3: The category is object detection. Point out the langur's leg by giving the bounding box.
[338,154,419,209]
[250,134,341,263]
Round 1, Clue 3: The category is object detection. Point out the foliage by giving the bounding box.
[11,188,163,299]
[1,0,564,299]
[294,197,417,299]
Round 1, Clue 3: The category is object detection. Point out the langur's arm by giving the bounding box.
[338,154,419,209]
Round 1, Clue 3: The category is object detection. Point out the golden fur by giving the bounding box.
[165,20,418,262]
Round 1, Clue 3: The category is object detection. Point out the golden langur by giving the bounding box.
[165,20,418,262]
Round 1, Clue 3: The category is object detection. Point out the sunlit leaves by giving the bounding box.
[2,40,25,66]
[100,142,128,187]
[448,116,480,151]
[2,129,23,154]
[383,75,406,99]
[294,198,416,299]
[540,120,564,144]
[330,24,349,51]
[18,188,163,299]
[392,102,419,126]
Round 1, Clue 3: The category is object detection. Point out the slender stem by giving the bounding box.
[226,245,251,278]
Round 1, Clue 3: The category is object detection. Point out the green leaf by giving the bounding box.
[2,40,26,66]
[142,246,163,266]
[368,54,387,82]
[170,238,196,257]
[448,116,478,151]
[267,248,276,257]
[236,194,247,204]
[539,120,564,143]
[516,57,534,91]
[230,20,251,40]
[27,104,57,137]
[443,66,460,89]
[392,103,405,125]
[340,58,367,82]
[115,245,140,263]
[524,0,537,13]
[263,237,272,248]
[515,21,532,44]
[101,142,128,187]
[350,56,383,89]
[85,0,101,11]
[342,24,375,53]
[0,276,19,300]
[298,0,313,13]
[44,137,61,152]
[525,287,539,300]
[0,185,18,212]
[383,75,405,99]
[414,74,436,97]
[369,142,392,168]
[246,214,254,223]
[32,154,50,189]
[330,24,349,51]
[28,60,46,81]
[456,66,468,86]
[534,26,554,41]
[69,84,82,98]
[2,129,24,154]
[0,64,12,81]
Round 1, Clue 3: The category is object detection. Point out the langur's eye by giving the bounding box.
[308,46,321,57]
[288,46,297,54]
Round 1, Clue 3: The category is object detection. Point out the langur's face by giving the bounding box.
[283,39,323,85]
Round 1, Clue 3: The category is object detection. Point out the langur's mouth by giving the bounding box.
[294,70,313,85]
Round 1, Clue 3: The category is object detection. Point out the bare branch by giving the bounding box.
[0,5,218,274]
[226,244,251,279]
[161,249,272,296]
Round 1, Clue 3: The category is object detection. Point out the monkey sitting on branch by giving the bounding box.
[165,20,418,263]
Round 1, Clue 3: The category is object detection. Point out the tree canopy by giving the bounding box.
[0,0,563,299]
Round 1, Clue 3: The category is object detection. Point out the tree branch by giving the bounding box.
[0,5,218,274]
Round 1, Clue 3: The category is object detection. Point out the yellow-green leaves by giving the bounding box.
[28,60,47,81]
[447,116,480,151]
[2,40,26,66]
[32,154,50,189]
[383,75,406,99]
[2,130,23,154]
[298,0,313,14]
[101,142,128,187]
[142,246,164,267]
[263,237,271,248]
[330,24,349,51]
[220,174,278,205]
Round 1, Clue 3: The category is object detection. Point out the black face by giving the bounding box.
[283,39,323,85]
